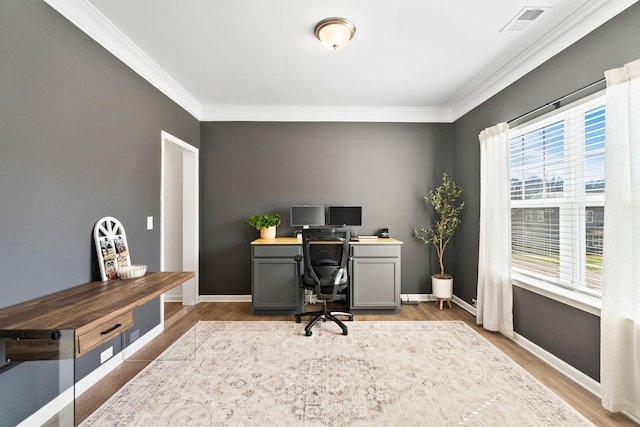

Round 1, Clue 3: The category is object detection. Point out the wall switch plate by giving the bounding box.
[146,216,153,230]
[100,346,113,364]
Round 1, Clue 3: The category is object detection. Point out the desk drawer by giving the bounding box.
[351,245,400,258]
[76,311,133,356]
[253,245,301,258]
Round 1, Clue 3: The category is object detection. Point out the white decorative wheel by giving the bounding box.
[94,216,131,281]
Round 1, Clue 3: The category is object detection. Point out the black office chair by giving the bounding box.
[294,226,353,336]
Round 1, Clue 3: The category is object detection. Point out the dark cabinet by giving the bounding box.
[251,243,303,313]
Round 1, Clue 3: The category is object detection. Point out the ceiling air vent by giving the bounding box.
[500,6,550,32]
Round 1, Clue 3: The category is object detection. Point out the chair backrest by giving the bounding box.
[301,227,350,290]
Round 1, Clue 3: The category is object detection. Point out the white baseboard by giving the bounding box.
[400,293,432,303]
[74,350,124,397]
[512,332,601,397]
[452,295,477,316]
[199,294,251,302]
[16,387,75,427]
[400,293,478,317]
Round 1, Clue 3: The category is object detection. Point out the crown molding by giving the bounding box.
[199,105,452,123]
[449,0,638,121]
[40,0,450,123]
[44,0,637,124]
[43,0,202,120]
[43,0,450,123]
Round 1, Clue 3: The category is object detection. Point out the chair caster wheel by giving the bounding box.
[342,330,348,336]
[295,317,301,323]
[306,330,312,336]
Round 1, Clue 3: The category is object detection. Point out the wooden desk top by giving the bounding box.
[0,271,194,336]
[251,237,403,245]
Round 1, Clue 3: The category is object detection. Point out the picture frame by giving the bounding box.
[93,216,131,281]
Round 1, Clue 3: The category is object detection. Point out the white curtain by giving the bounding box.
[601,58,640,418]
[477,123,513,337]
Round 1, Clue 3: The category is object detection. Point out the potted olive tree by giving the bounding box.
[413,172,464,309]
[246,214,281,239]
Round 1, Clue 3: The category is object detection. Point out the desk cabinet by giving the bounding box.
[350,243,401,311]
[251,238,402,314]
[251,243,303,313]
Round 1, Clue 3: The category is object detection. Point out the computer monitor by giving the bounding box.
[328,206,362,226]
[290,205,325,228]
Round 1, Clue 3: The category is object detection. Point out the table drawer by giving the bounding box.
[253,245,301,258]
[76,311,133,356]
[351,245,400,258]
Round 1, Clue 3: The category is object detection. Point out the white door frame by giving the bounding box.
[160,130,199,305]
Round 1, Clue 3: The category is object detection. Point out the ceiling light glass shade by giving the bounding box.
[314,18,356,50]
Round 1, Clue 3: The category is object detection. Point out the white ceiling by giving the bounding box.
[46,0,636,122]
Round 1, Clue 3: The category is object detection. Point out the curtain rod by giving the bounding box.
[507,77,606,125]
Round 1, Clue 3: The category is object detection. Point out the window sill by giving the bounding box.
[512,275,601,317]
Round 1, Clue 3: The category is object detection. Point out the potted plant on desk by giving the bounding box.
[413,172,464,310]
[245,214,281,239]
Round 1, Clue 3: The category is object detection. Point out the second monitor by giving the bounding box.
[327,206,362,227]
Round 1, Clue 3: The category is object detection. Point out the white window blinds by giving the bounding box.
[509,95,605,295]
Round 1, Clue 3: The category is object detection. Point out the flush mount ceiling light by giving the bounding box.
[314,17,356,50]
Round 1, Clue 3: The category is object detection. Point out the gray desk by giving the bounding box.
[250,237,403,314]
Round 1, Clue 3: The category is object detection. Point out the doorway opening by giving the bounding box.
[160,131,199,320]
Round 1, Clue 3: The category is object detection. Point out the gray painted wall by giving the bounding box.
[0,1,200,309]
[452,2,640,381]
[3,0,639,408]
[0,2,200,421]
[200,122,453,296]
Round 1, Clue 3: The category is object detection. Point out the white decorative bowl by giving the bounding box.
[118,265,147,280]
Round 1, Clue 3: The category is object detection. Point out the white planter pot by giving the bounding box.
[432,276,453,299]
[260,226,276,239]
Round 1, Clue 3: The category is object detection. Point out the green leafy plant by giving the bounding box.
[245,214,281,230]
[413,172,464,279]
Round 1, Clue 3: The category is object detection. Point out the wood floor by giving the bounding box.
[75,301,637,426]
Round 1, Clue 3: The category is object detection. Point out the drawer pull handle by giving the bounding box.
[100,323,122,335]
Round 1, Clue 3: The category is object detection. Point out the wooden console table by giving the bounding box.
[0,271,194,359]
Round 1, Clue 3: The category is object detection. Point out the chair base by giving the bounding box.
[295,308,353,336]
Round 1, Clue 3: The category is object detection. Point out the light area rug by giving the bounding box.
[81,321,594,426]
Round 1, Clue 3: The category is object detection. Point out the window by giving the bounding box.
[510,94,605,296]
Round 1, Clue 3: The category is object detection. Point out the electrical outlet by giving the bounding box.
[146,216,153,230]
[100,346,113,364]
